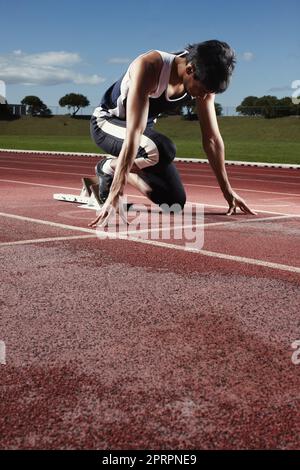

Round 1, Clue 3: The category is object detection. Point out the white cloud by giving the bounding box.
[24,51,82,66]
[108,57,131,64]
[0,51,105,86]
[242,52,254,62]
[268,85,292,92]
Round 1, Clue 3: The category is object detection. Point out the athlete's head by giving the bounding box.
[185,40,236,94]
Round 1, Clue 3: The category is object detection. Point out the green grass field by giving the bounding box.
[0,115,299,164]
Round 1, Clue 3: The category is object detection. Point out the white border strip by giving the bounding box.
[0,148,103,157]
[175,158,300,169]
[0,148,299,169]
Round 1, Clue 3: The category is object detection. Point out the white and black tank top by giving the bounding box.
[92,50,192,123]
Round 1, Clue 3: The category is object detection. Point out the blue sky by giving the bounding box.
[0,0,299,109]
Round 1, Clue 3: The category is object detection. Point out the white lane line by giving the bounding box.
[2,167,300,197]
[196,202,300,217]
[0,211,300,273]
[125,214,297,236]
[0,166,84,176]
[96,233,300,274]
[0,235,96,247]
[0,179,79,190]
[2,157,300,181]
[2,161,300,191]
[188,213,298,228]
[0,212,96,234]
[176,164,300,175]
[2,162,300,187]
[1,149,299,169]
[179,172,300,186]
[186,183,300,197]
[2,152,299,173]
[1,177,300,217]
[198,249,300,274]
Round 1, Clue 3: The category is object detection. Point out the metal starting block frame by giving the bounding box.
[53,176,102,210]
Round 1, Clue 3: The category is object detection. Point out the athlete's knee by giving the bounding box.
[172,191,186,210]
[140,131,176,167]
[178,192,187,209]
[160,190,186,212]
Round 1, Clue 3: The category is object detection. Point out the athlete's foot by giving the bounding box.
[95,158,114,204]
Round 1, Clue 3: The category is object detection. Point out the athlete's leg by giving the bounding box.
[90,116,159,168]
[139,163,186,209]
[90,116,186,208]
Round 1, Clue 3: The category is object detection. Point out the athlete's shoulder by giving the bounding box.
[128,51,162,90]
[133,50,164,68]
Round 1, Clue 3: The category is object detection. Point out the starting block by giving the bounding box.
[53,176,102,210]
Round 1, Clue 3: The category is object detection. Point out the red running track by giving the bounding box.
[0,150,300,450]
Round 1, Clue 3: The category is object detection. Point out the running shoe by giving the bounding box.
[95,158,114,204]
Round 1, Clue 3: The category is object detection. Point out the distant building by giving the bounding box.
[8,104,26,116]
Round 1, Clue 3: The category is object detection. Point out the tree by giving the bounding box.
[21,96,52,116]
[256,96,281,118]
[276,97,299,117]
[181,96,197,120]
[215,102,223,116]
[236,96,260,116]
[236,95,300,118]
[59,93,90,116]
[181,99,223,119]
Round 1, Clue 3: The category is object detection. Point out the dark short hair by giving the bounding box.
[185,40,236,94]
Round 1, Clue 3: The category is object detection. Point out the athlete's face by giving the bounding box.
[183,63,211,98]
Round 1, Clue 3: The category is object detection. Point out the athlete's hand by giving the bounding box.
[88,189,128,228]
[224,190,257,216]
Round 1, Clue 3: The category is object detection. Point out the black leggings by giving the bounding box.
[90,116,186,208]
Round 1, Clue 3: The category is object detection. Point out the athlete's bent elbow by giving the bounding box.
[202,136,224,153]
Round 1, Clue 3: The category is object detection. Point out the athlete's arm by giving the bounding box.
[109,53,161,196]
[196,94,256,215]
[89,53,162,227]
